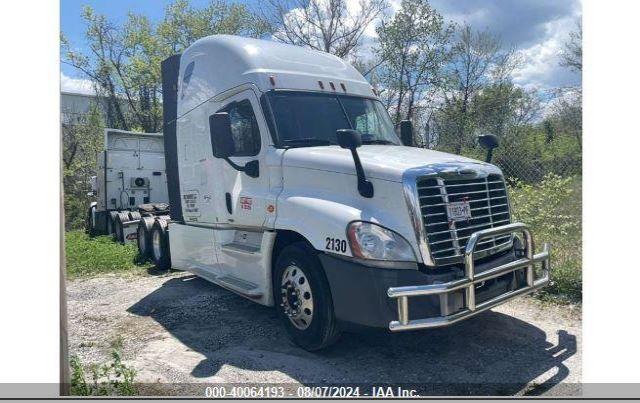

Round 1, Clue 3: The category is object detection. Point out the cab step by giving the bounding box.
[220,242,260,254]
[216,275,263,298]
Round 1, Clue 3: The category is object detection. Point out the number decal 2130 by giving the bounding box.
[325,237,348,253]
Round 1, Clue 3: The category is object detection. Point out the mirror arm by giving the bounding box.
[350,149,374,198]
[222,158,259,178]
[223,157,245,172]
[486,149,493,163]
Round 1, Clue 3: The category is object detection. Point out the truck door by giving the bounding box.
[210,89,272,296]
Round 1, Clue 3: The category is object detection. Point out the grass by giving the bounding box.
[509,174,582,304]
[70,342,137,396]
[64,231,153,279]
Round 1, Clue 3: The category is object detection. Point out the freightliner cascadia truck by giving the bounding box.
[149,35,551,351]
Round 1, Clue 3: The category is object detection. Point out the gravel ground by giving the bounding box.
[67,271,581,397]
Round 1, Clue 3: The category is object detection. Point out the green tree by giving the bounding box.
[551,22,582,152]
[436,24,519,154]
[473,82,541,139]
[267,0,388,59]
[548,90,582,152]
[62,105,104,230]
[61,0,271,133]
[61,0,271,228]
[560,21,582,73]
[432,80,547,181]
[373,0,453,134]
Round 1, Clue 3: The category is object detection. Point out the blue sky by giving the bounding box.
[61,0,582,94]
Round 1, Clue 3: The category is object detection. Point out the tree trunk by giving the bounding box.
[393,54,407,128]
[455,89,470,155]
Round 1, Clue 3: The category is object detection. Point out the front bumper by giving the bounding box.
[387,222,550,331]
[320,222,550,331]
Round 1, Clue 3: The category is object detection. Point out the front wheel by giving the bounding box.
[273,242,340,351]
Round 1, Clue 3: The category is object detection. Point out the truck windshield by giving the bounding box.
[264,91,401,147]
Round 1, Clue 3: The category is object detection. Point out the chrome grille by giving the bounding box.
[417,174,513,265]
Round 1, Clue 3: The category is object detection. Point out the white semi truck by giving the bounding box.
[86,129,170,246]
[147,35,551,350]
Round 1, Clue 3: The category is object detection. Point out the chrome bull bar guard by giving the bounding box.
[387,223,550,332]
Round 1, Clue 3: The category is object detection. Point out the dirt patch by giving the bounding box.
[67,271,581,396]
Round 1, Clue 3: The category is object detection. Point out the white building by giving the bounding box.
[60,91,104,125]
[61,90,130,128]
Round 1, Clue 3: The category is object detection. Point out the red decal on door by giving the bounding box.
[240,196,253,210]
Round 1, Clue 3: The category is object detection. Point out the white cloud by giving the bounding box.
[271,0,387,58]
[511,13,581,90]
[60,72,95,95]
[428,0,582,90]
[278,0,581,90]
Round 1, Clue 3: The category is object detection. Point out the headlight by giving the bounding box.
[347,221,416,261]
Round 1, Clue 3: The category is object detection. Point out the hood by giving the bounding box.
[281,145,499,182]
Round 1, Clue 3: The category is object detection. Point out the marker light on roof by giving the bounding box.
[329,82,335,90]
[340,83,346,92]
[269,76,276,86]
[318,80,324,89]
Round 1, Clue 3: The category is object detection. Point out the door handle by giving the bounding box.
[225,192,232,214]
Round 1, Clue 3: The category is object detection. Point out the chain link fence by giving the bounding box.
[493,141,582,183]
[418,119,583,302]
[421,129,582,183]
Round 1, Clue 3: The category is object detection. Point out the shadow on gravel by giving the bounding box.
[128,275,578,396]
[144,263,184,276]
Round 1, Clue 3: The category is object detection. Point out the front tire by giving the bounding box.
[273,242,340,351]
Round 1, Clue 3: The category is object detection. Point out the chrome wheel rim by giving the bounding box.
[280,264,313,330]
[138,226,147,254]
[152,230,162,262]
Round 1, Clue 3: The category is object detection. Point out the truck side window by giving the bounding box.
[181,61,195,100]
[222,99,261,156]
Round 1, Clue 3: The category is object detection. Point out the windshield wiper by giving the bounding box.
[361,139,397,145]
[280,138,336,148]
